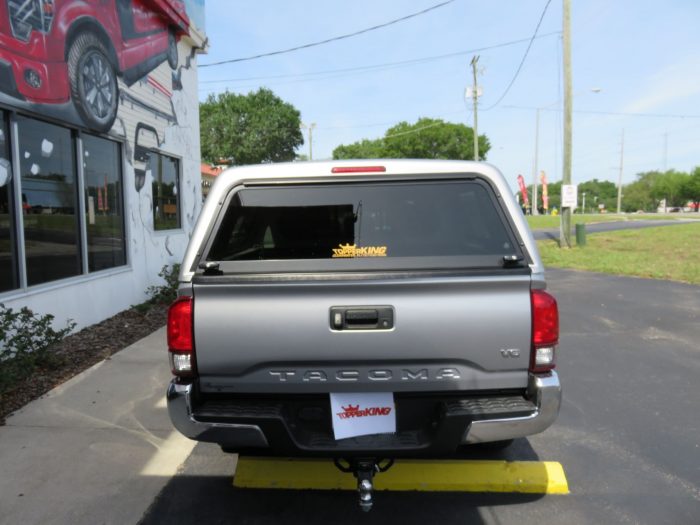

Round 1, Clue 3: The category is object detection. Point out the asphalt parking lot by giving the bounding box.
[139,268,700,525]
[532,218,699,240]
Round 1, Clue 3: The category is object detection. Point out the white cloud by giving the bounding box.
[623,56,700,113]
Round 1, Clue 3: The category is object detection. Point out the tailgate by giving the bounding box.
[193,275,532,393]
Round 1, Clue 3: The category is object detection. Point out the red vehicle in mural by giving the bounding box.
[0,0,189,132]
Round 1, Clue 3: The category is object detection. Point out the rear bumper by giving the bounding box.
[167,371,561,456]
[463,372,562,443]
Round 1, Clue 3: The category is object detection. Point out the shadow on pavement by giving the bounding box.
[139,439,548,525]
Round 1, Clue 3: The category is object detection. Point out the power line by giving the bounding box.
[482,0,553,111]
[200,0,456,68]
[500,105,700,119]
[199,31,562,85]
[563,109,700,119]
[382,121,446,141]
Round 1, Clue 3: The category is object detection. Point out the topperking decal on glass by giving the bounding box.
[332,244,388,258]
[329,392,396,440]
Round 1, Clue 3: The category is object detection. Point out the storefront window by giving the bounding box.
[82,134,126,271]
[0,112,17,292]
[151,153,180,230]
[18,116,81,286]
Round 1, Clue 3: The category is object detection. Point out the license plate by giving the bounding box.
[329,392,396,440]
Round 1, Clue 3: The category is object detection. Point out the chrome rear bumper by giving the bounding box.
[167,381,270,448]
[463,371,562,443]
[167,371,561,450]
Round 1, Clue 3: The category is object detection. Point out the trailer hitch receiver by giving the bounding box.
[334,458,395,512]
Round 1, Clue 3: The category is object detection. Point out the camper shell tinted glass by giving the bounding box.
[203,178,523,272]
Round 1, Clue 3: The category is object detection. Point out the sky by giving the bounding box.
[197,1,700,194]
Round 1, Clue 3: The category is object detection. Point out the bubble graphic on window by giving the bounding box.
[84,150,90,158]
[41,139,54,158]
[0,158,10,187]
[30,163,40,175]
[24,151,30,159]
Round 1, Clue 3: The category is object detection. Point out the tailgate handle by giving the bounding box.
[330,306,394,331]
[346,309,379,324]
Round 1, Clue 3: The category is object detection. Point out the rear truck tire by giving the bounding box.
[67,32,119,133]
[167,30,178,70]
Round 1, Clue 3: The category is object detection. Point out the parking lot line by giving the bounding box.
[233,457,569,494]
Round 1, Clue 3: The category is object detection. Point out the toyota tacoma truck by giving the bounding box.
[166,159,561,510]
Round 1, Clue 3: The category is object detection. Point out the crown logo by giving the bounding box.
[342,404,360,413]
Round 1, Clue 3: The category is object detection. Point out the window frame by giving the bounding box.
[150,150,182,232]
[197,176,526,274]
[78,131,128,273]
[0,111,19,292]
[0,110,129,298]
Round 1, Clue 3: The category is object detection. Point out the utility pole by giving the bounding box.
[532,108,540,215]
[616,129,625,214]
[560,0,573,248]
[308,123,315,160]
[301,122,316,160]
[470,55,480,161]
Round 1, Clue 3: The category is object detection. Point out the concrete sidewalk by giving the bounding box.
[0,327,196,525]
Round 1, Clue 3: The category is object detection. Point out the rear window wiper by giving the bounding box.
[198,261,223,275]
[502,255,525,268]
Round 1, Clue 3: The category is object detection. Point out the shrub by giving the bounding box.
[146,263,181,305]
[0,304,75,394]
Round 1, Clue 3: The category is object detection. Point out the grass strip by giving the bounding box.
[537,223,700,285]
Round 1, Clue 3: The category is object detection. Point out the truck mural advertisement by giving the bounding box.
[0,0,205,190]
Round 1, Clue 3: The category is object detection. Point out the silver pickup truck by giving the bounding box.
[166,159,561,509]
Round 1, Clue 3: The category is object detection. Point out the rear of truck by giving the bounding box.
[166,160,561,459]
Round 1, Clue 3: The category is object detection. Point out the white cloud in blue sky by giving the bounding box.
[199,0,700,191]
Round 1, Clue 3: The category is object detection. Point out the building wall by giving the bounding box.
[0,1,207,330]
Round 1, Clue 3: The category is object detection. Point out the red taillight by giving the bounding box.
[530,290,559,373]
[331,166,386,174]
[168,296,195,376]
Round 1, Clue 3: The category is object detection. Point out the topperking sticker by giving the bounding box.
[329,392,396,440]
[332,244,387,258]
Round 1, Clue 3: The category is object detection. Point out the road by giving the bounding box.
[139,269,700,525]
[532,219,699,240]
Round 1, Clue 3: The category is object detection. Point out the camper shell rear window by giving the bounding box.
[202,178,523,272]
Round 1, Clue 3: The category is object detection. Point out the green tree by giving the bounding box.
[651,169,690,208]
[333,138,385,159]
[681,166,700,212]
[624,171,664,212]
[200,88,304,165]
[578,179,617,212]
[621,179,655,212]
[546,180,562,211]
[332,118,490,160]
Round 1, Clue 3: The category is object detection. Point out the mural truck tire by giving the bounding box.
[167,30,178,70]
[68,32,119,133]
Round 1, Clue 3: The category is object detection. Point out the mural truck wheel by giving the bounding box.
[68,33,118,133]
[167,30,178,69]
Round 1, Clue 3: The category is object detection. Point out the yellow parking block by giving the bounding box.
[233,457,569,494]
